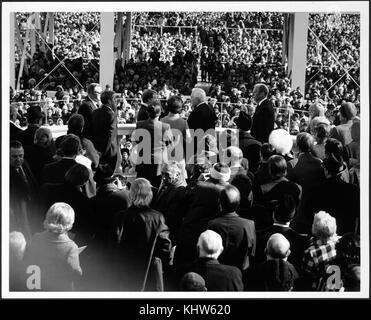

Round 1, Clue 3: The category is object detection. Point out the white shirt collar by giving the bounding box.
[258,97,268,106]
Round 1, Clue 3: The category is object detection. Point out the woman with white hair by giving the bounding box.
[23,202,82,291]
[114,178,171,291]
[302,211,340,290]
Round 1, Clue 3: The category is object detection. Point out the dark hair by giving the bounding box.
[147,101,162,119]
[219,184,241,213]
[59,134,82,157]
[296,132,315,153]
[274,194,297,223]
[167,95,183,114]
[325,138,344,159]
[67,114,85,135]
[268,155,287,180]
[101,90,115,105]
[142,89,158,104]
[261,143,275,161]
[10,140,23,149]
[315,123,330,141]
[64,163,90,186]
[322,153,343,175]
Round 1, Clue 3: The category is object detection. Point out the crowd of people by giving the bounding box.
[9,82,361,292]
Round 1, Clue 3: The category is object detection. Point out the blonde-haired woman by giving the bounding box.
[114,178,171,291]
[23,202,82,291]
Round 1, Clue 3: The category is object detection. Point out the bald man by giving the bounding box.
[208,185,256,270]
[250,83,275,143]
[185,230,243,291]
[265,233,291,261]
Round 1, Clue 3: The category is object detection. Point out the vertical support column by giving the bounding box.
[287,12,309,95]
[10,12,16,90]
[123,12,132,64]
[100,12,115,89]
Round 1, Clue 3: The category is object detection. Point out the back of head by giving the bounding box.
[191,88,207,106]
[210,162,231,183]
[312,211,337,242]
[43,202,75,234]
[268,155,287,180]
[34,126,52,146]
[180,272,207,291]
[64,163,90,187]
[147,101,162,119]
[315,123,331,141]
[325,138,344,159]
[266,233,291,260]
[67,114,85,135]
[130,178,153,207]
[142,89,158,104]
[339,102,357,121]
[167,95,183,114]
[10,231,27,262]
[26,105,43,124]
[220,184,241,213]
[269,129,293,156]
[296,132,315,153]
[231,173,253,204]
[101,90,116,107]
[254,83,269,99]
[273,194,297,223]
[59,134,82,157]
[197,230,223,259]
[93,163,115,186]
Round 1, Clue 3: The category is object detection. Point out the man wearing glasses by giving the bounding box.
[78,83,102,140]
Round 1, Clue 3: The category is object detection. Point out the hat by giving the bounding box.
[180,272,206,291]
[210,162,231,183]
[340,102,357,120]
[269,129,293,155]
[261,259,299,291]
[94,164,116,185]
[235,111,252,131]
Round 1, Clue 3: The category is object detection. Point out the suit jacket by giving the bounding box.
[134,119,172,186]
[251,99,275,143]
[10,121,23,140]
[136,103,150,122]
[15,125,39,147]
[208,212,256,270]
[42,158,77,184]
[91,105,118,169]
[256,224,309,270]
[187,257,243,291]
[187,102,217,132]
[78,98,98,140]
[24,144,54,185]
[238,131,262,173]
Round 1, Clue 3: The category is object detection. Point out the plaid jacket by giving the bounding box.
[302,237,340,289]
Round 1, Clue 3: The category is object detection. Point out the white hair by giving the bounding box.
[197,230,223,259]
[43,202,75,234]
[10,231,27,262]
[312,211,337,241]
[129,178,153,207]
[266,233,290,260]
[191,88,207,105]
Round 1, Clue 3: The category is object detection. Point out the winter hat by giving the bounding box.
[210,162,231,183]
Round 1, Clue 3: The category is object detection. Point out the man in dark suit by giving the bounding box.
[256,194,309,271]
[136,89,159,121]
[250,83,275,143]
[208,185,256,271]
[185,230,243,291]
[78,83,102,140]
[10,140,39,238]
[91,90,119,171]
[235,110,262,173]
[15,105,43,147]
[187,88,217,157]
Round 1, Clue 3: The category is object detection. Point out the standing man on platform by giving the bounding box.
[91,90,119,172]
[251,83,275,143]
[78,83,102,140]
[187,88,217,157]
[136,89,159,121]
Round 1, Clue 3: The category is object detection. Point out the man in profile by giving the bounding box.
[251,83,275,143]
